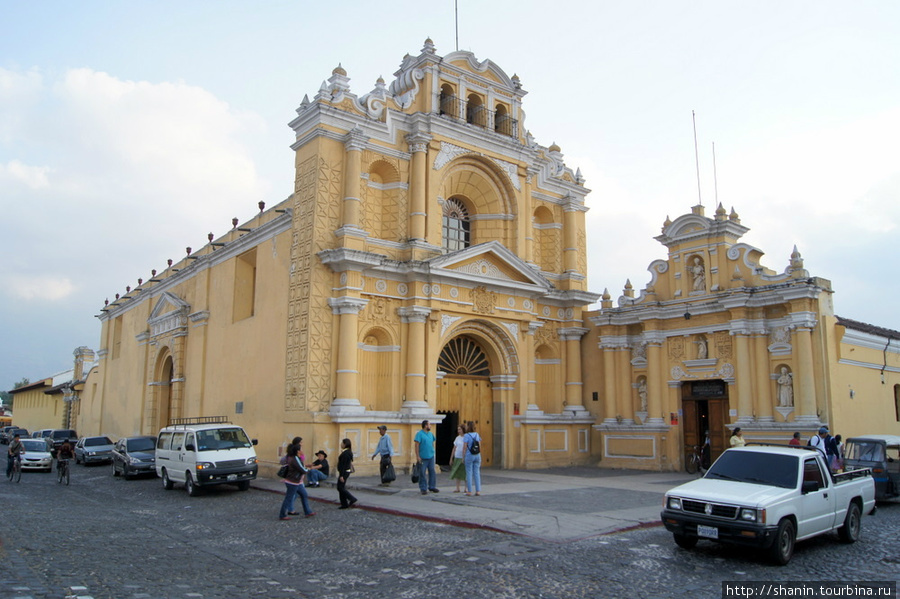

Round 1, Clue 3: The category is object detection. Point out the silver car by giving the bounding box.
[74,436,115,465]
[20,439,53,471]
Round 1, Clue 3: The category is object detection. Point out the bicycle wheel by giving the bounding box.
[14,462,22,483]
[57,463,63,484]
[684,452,698,475]
[64,464,69,486]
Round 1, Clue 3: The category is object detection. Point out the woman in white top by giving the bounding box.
[449,425,467,492]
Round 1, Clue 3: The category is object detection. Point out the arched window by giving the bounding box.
[466,93,485,127]
[495,103,511,135]
[442,197,470,252]
[439,336,490,377]
[439,83,457,118]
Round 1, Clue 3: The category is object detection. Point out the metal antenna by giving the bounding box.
[712,142,719,205]
[455,0,459,51]
[692,110,702,206]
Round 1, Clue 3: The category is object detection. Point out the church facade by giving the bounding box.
[76,41,899,474]
[80,40,598,474]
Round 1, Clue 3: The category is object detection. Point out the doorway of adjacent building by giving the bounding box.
[156,355,174,431]
[681,380,729,468]
[436,335,493,467]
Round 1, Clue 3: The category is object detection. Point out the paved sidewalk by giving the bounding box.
[252,466,697,542]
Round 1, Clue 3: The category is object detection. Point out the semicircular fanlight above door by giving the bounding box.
[438,336,490,377]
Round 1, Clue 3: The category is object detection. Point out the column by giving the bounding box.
[327,296,368,415]
[645,335,665,424]
[525,321,543,410]
[558,327,589,415]
[601,343,618,424]
[615,343,633,423]
[340,128,367,232]
[793,326,818,422]
[524,168,539,265]
[406,133,431,243]
[733,332,753,422]
[753,332,774,422]
[562,197,580,274]
[398,306,432,413]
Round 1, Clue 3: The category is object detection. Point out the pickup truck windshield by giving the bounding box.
[705,451,798,488]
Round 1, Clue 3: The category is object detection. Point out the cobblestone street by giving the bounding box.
[1,466,897,599]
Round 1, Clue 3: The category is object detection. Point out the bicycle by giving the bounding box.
[7,456,22,483]
[684,445,709,475]
[57,458,70,486]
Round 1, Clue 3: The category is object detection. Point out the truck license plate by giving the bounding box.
[697,525,718,539]
[227,474,237,481]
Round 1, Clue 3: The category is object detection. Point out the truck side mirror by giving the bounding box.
[185,442,196,451]
[252,439,258,446]
[801,480,820,494]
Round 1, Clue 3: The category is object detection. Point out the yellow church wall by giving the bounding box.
[8,382,63,433]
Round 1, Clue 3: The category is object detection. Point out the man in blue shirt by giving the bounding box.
[371,425,395,485]
[414,420,438,495]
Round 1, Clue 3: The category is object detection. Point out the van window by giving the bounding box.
[196,428,252,451]
[172,432,185,452]
[157,432,173,450]
[185,433,196,450]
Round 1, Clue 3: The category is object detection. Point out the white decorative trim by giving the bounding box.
[453,258,512,280]
[441,314,462,336]
[490,157,521,190]
[501,321,519,341]
[433,141,470,170]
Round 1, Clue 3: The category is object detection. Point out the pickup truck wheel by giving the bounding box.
[674,533,698,550]
[162,469,174,490]
[838,502,861,543]
[769,518,795,565]
[237,480,250,491]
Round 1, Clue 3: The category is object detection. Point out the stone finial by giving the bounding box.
[137,278,142,286]
[126,286,130,293]
[663,215,672,231]
[548,142,561,154]
[258,200,265,213]
[232,217,239,229]
[601,288,613,309]
[715,202,727,221]
[729,207,740,223]
[575,168,585,185]
[624,279,634,298]
[186,247,192,256]
[167,259,173,267]
[422,38,436,54]
[691,204,705,217]
[151,269,157,277]
[511,73,521,89]
[332,63,347,77]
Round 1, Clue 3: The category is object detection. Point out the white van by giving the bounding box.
[155,417,258,496]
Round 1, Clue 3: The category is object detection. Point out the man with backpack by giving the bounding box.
[463,421,483,496]
[809,426,830,462]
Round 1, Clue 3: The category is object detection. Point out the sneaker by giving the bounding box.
[348,500,358,508]
[306,512,316,518]
[421,490,428,495]
[279,516,292,521]
[429,488,440,493]
[338,506,349,510]
[287,511,300,516]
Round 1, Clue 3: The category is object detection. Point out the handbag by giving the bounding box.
[276,464,289,478]
[382,461,396,483]
[411,463,420,484]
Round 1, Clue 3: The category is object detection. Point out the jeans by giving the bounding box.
[307,469,327,484]
[418,457,436,492]
[6,455,18,477]
[464,453,482,493]
[279,482,312,517]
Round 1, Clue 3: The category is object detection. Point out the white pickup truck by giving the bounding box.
[661,445,876,564]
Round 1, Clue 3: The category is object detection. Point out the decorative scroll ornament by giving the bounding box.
[389,61,424,109]
[470,286,496,314]
[453,258,511,280]
[434,142,471,170]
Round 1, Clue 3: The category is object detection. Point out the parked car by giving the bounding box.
[111,436,158,479]
[45,429,79,455]
[0,425,16,443]
[74,436,115,465]
[156,418,258,496]
[6,428,29,441]
[661,445,876,565]
[19,439,53,471]
[32,429,53,440]
[843,434,900,501]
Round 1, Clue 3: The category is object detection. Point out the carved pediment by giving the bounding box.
[428,242,551,289]
[148,292,191,338]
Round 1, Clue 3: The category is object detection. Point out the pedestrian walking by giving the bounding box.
[450,425,467,492]
[371,425,396,486]
[414,419,438,495]
[463,421,482,496]
[279,443,315,520]
[336,438,358,509]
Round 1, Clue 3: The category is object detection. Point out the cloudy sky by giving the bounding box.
[2,1,898,392]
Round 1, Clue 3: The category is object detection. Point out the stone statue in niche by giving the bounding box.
[777,367,794,407]
[696,336,708,360]
[689,256,706,291]
[638,378,648,412]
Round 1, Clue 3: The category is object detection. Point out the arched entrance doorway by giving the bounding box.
[155,354,174,431]
[436,335,493,466]
[681,379,730,467]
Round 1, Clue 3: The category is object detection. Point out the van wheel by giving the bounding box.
[162,469,174,490]
[237,480,250,491]
[768,518,795,565]
[185,472,201,497]
[112,461,119,477]
[838,502,861,543]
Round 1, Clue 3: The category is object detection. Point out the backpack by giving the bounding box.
[468,433,481,455]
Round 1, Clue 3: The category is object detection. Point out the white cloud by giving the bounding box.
[0,160,52,189]
[8,275,75,301]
